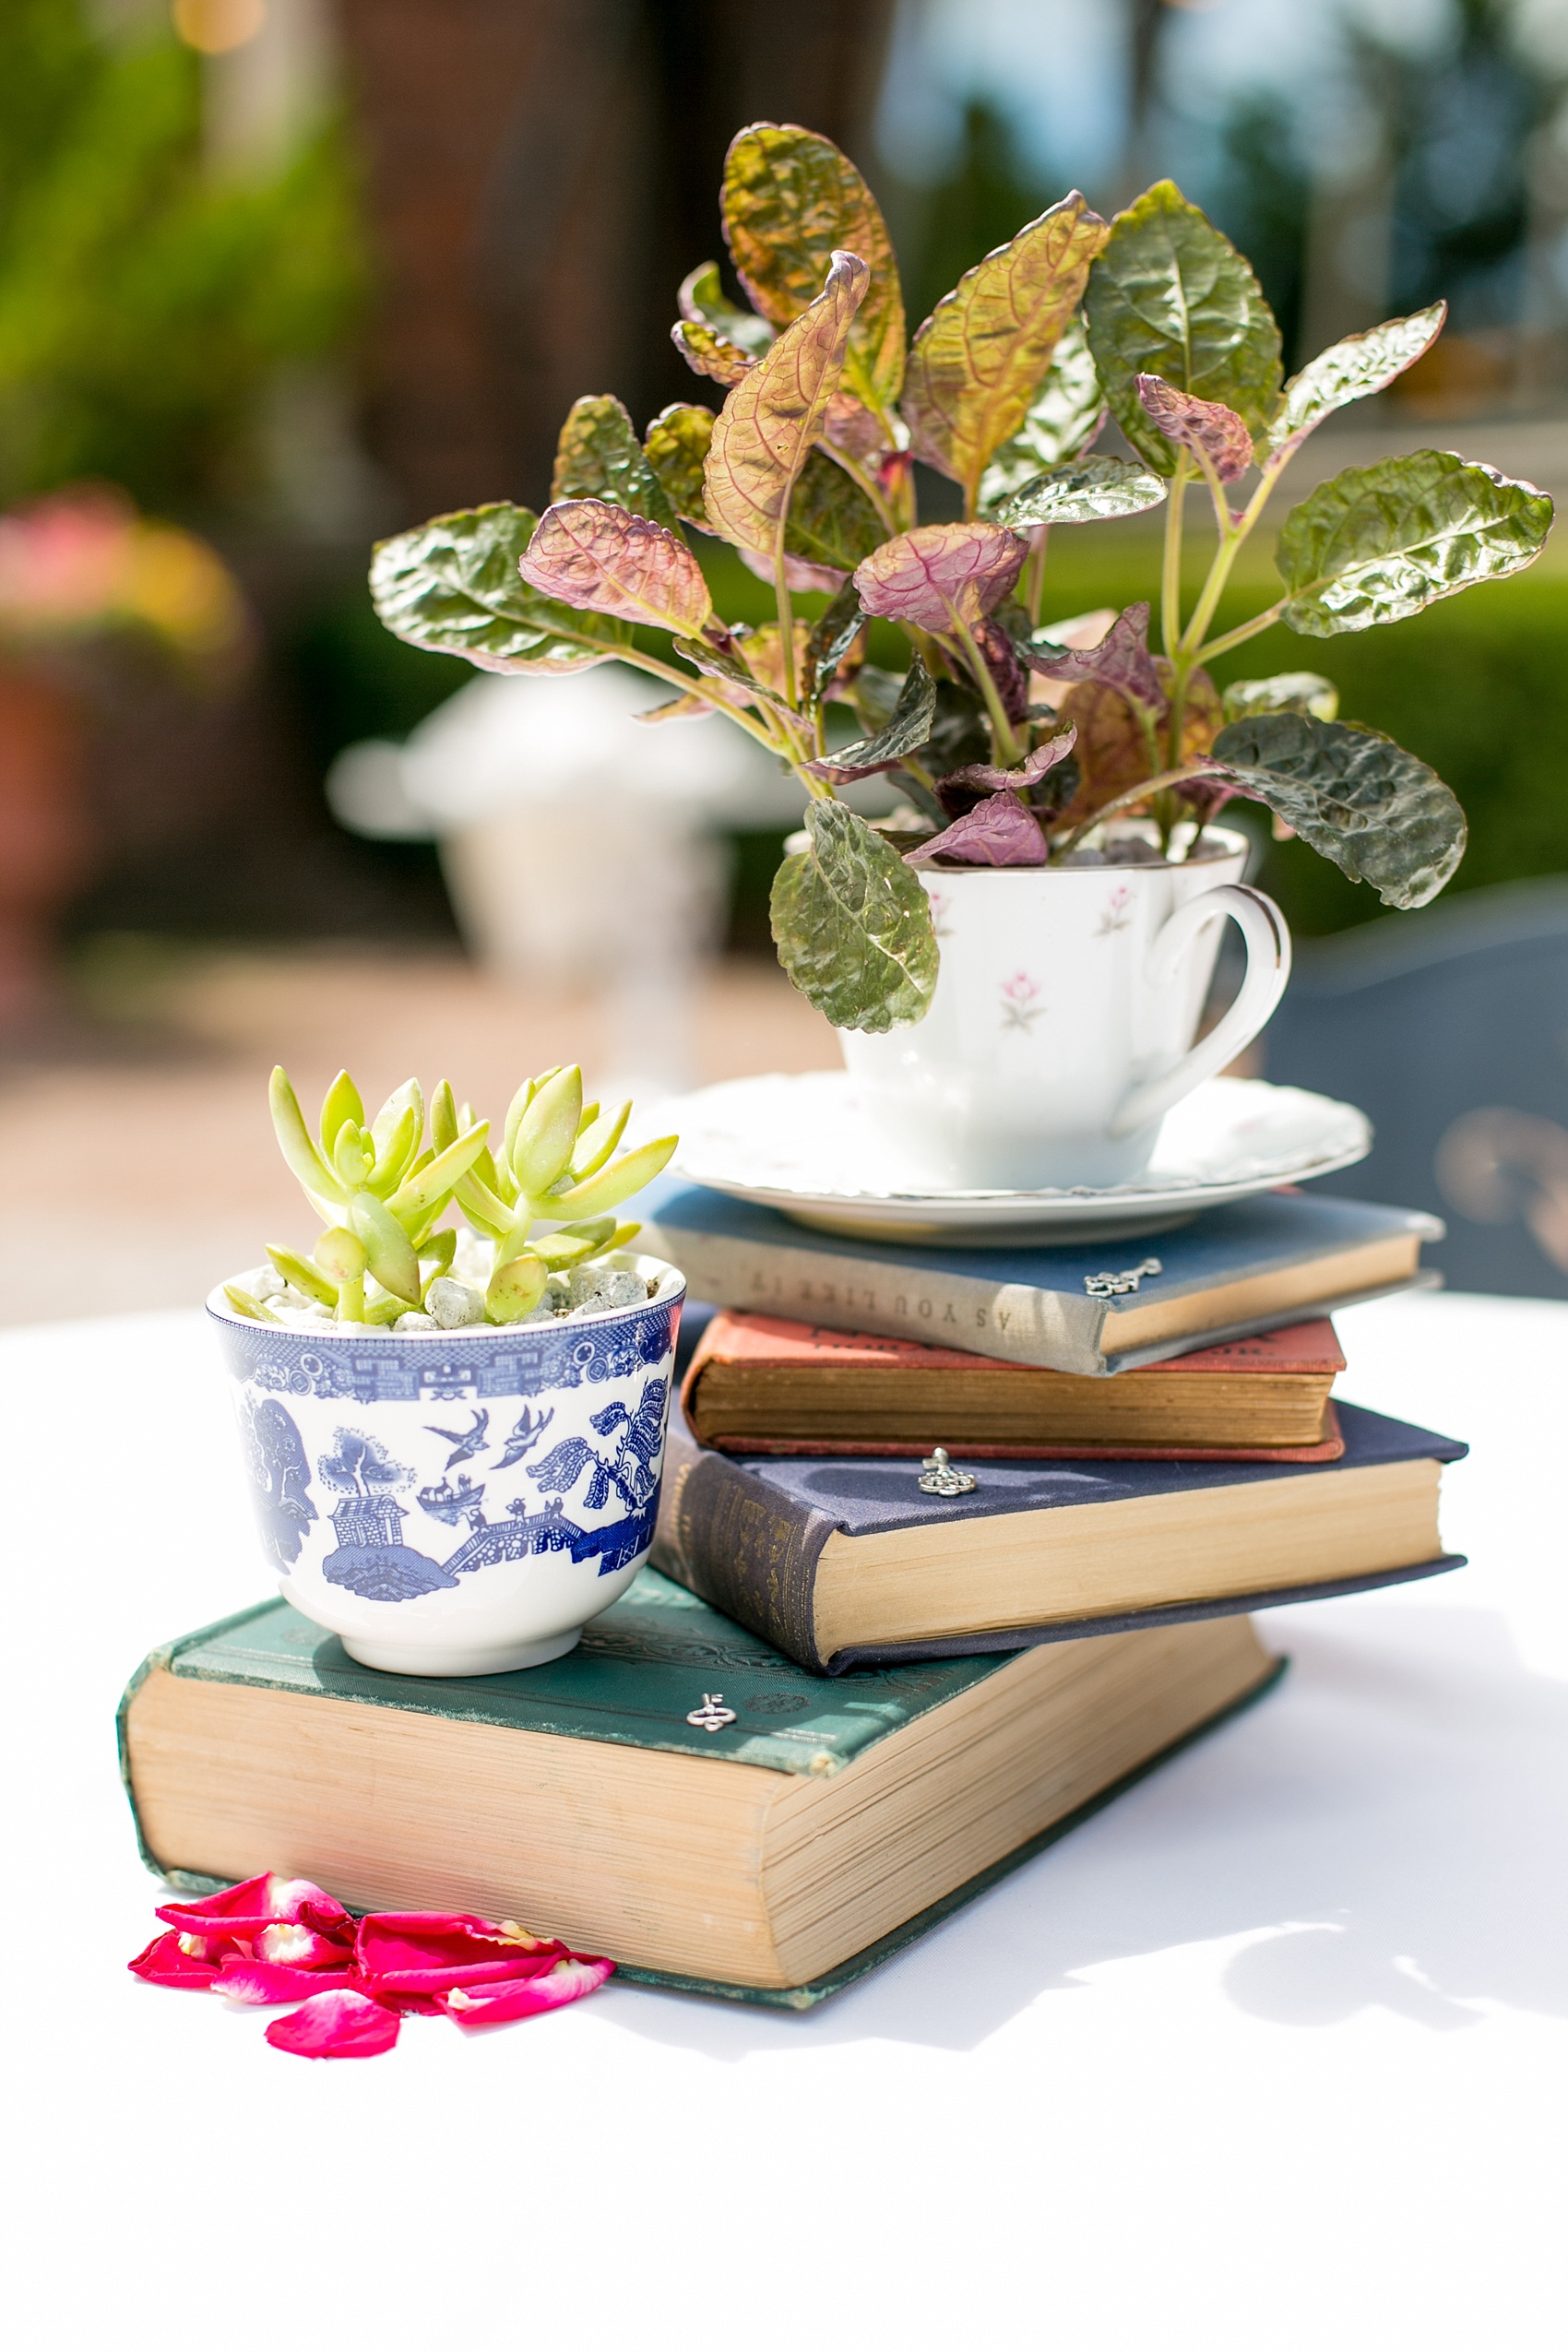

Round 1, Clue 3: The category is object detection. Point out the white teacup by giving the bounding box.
[838,823,1290,1191]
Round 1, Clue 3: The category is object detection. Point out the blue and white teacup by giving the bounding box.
[208,1255,684,1676]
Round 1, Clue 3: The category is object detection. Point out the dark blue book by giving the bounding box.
[640,1180,1440,1374]
[652,1400,1467,1672]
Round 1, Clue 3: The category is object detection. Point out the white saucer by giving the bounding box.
[660,1073,1372,1241]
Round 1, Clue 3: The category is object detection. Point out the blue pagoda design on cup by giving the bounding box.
[209,1255,686,1677]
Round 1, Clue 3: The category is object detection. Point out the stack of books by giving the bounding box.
[120,1184,1463,2011]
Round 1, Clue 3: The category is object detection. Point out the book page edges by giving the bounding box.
[811,1455,1445,1655]
[1103,1234,1421,1352]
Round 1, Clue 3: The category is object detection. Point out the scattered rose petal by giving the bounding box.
[156,1873,353,1943]
[439,1956,615,2031]
[213,1958,359,2007]
[265,1990,402,2061]
[255,1922,355,1969]
[355,1911,566,1996]
[128,1930,220,1990]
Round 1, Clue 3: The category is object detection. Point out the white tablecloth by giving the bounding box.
[4,1290,1564,2349]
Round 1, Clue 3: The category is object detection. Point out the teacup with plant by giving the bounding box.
[368,124,1552,1046]
[222,1063,677,1332]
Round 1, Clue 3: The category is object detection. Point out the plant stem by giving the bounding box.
[953,616,1022,766]
[773,553,799,707]
[1179,446,1293,661]
[336,1273,365,1323]
[618,648,782,757]
[1025,526,1050,628]
[820,439,899,537]
[1196,600,1288,662]
[1160,452,1190,659]
[1050,763,1227,860]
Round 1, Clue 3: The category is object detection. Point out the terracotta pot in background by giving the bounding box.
[0,664,96,1030]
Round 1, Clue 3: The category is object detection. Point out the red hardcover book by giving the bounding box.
[682,1312,1347,1462]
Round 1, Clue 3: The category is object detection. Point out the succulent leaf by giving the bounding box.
[332,1123,373,1189]
[514,1065,584,1198]
[349,1191,422,1304]
[486,1253,550,1324]
[317,1071,364,1154]
[269,1067,346,1206]
[386,1122,492,1226]
[548,1134,679,1219]
[315,1228,367,1283]
[266,1244,337,1307]
[431,1081,458,1152]
[571,1100,631,1181]
[365,1102,420,1197]
[370,1077,423,1157]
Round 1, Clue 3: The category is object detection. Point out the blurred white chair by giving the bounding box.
[327,664,801,1091]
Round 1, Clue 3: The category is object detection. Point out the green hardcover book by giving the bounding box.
[120,1571,1283,2008]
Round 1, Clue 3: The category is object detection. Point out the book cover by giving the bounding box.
[639,1181,1443,1375]
[119,1574,1285,2010]
[681,1311,1347,1462]
[651,1400,1467,1672]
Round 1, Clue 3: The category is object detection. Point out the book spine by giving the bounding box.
[651,1418,843,1672]
[641,1219,1111,1374]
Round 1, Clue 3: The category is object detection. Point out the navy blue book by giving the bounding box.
[652,1400,1467,1673]
[639,1181,1441,1374]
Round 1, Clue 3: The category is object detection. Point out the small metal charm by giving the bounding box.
[686,1693,738,1733]
[918,1446,979,1498]
[1083,1255,1163,1300]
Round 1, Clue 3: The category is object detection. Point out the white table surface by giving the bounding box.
[4,1289,1565,2350]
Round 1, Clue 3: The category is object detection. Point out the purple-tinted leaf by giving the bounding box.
[1024,600,1163,714]
[852,520,1026,637]
[902,193,1110,510]
[824,392,887,463]
[739,544,845,594]
[803,654,935,779]
[517,499,713,634]
[972,614,1029,725]
[906,789,1047,867]
[552,396,679,527]
[1135,375,1253,482]
[644,404,717,531]
[671,319,755,387]
[940,729,1077,797]
[1266,302,1446,457]
[704,249,870,562]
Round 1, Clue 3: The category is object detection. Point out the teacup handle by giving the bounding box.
[1107,883,1292,1140]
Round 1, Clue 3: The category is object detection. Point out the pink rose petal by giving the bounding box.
[354,1911,566,1995]
[439,1956,615,2031]
[157,1873,352,1942]
[255,1921,355,1969]
[128,1930,220,1990]
[264,1990,401,2060]
[213,1958,358,2007]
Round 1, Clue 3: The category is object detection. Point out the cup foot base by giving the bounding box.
[339,1627,583,1677]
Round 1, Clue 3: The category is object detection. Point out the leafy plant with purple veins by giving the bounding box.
[223,1064,675,1329]
[369,126,1554,1032]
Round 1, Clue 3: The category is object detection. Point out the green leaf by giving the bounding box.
[349,1190,422,1304]
[703,250,869,562]
[365,1102,420,1198]
[1276,450,1554,636]
[678,261,774,356]
[487,1253,549,1324]
[552,395,680,529]
[1212,712,1467,909]
[785,449,886,576]
[513,1065,583,1198]
[222,1284,274,1324]
[386,1121,492,1226]
[902,194,1110,513]
[807,580,866,704]
[1085,180,1282,473]
[644,405,717,529]
[570,1102,631,1182]
[769,800,939,1031]
[1266,302,1446,457]
[266,1244,337,1307]
[722,124,905,412]
[977,315,1105,505]
[518,500,714,635]
[1221,672,1338,723]
[804,655,936,779]
[317,1069,364,1154]
[992,454,1167,529]
[548,1134,679,1220]
[370,504,631,674]
[269,1066,345,1206]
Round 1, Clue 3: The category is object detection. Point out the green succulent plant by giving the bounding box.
[368,125,1556,1036]
[222,1064,677,1329]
